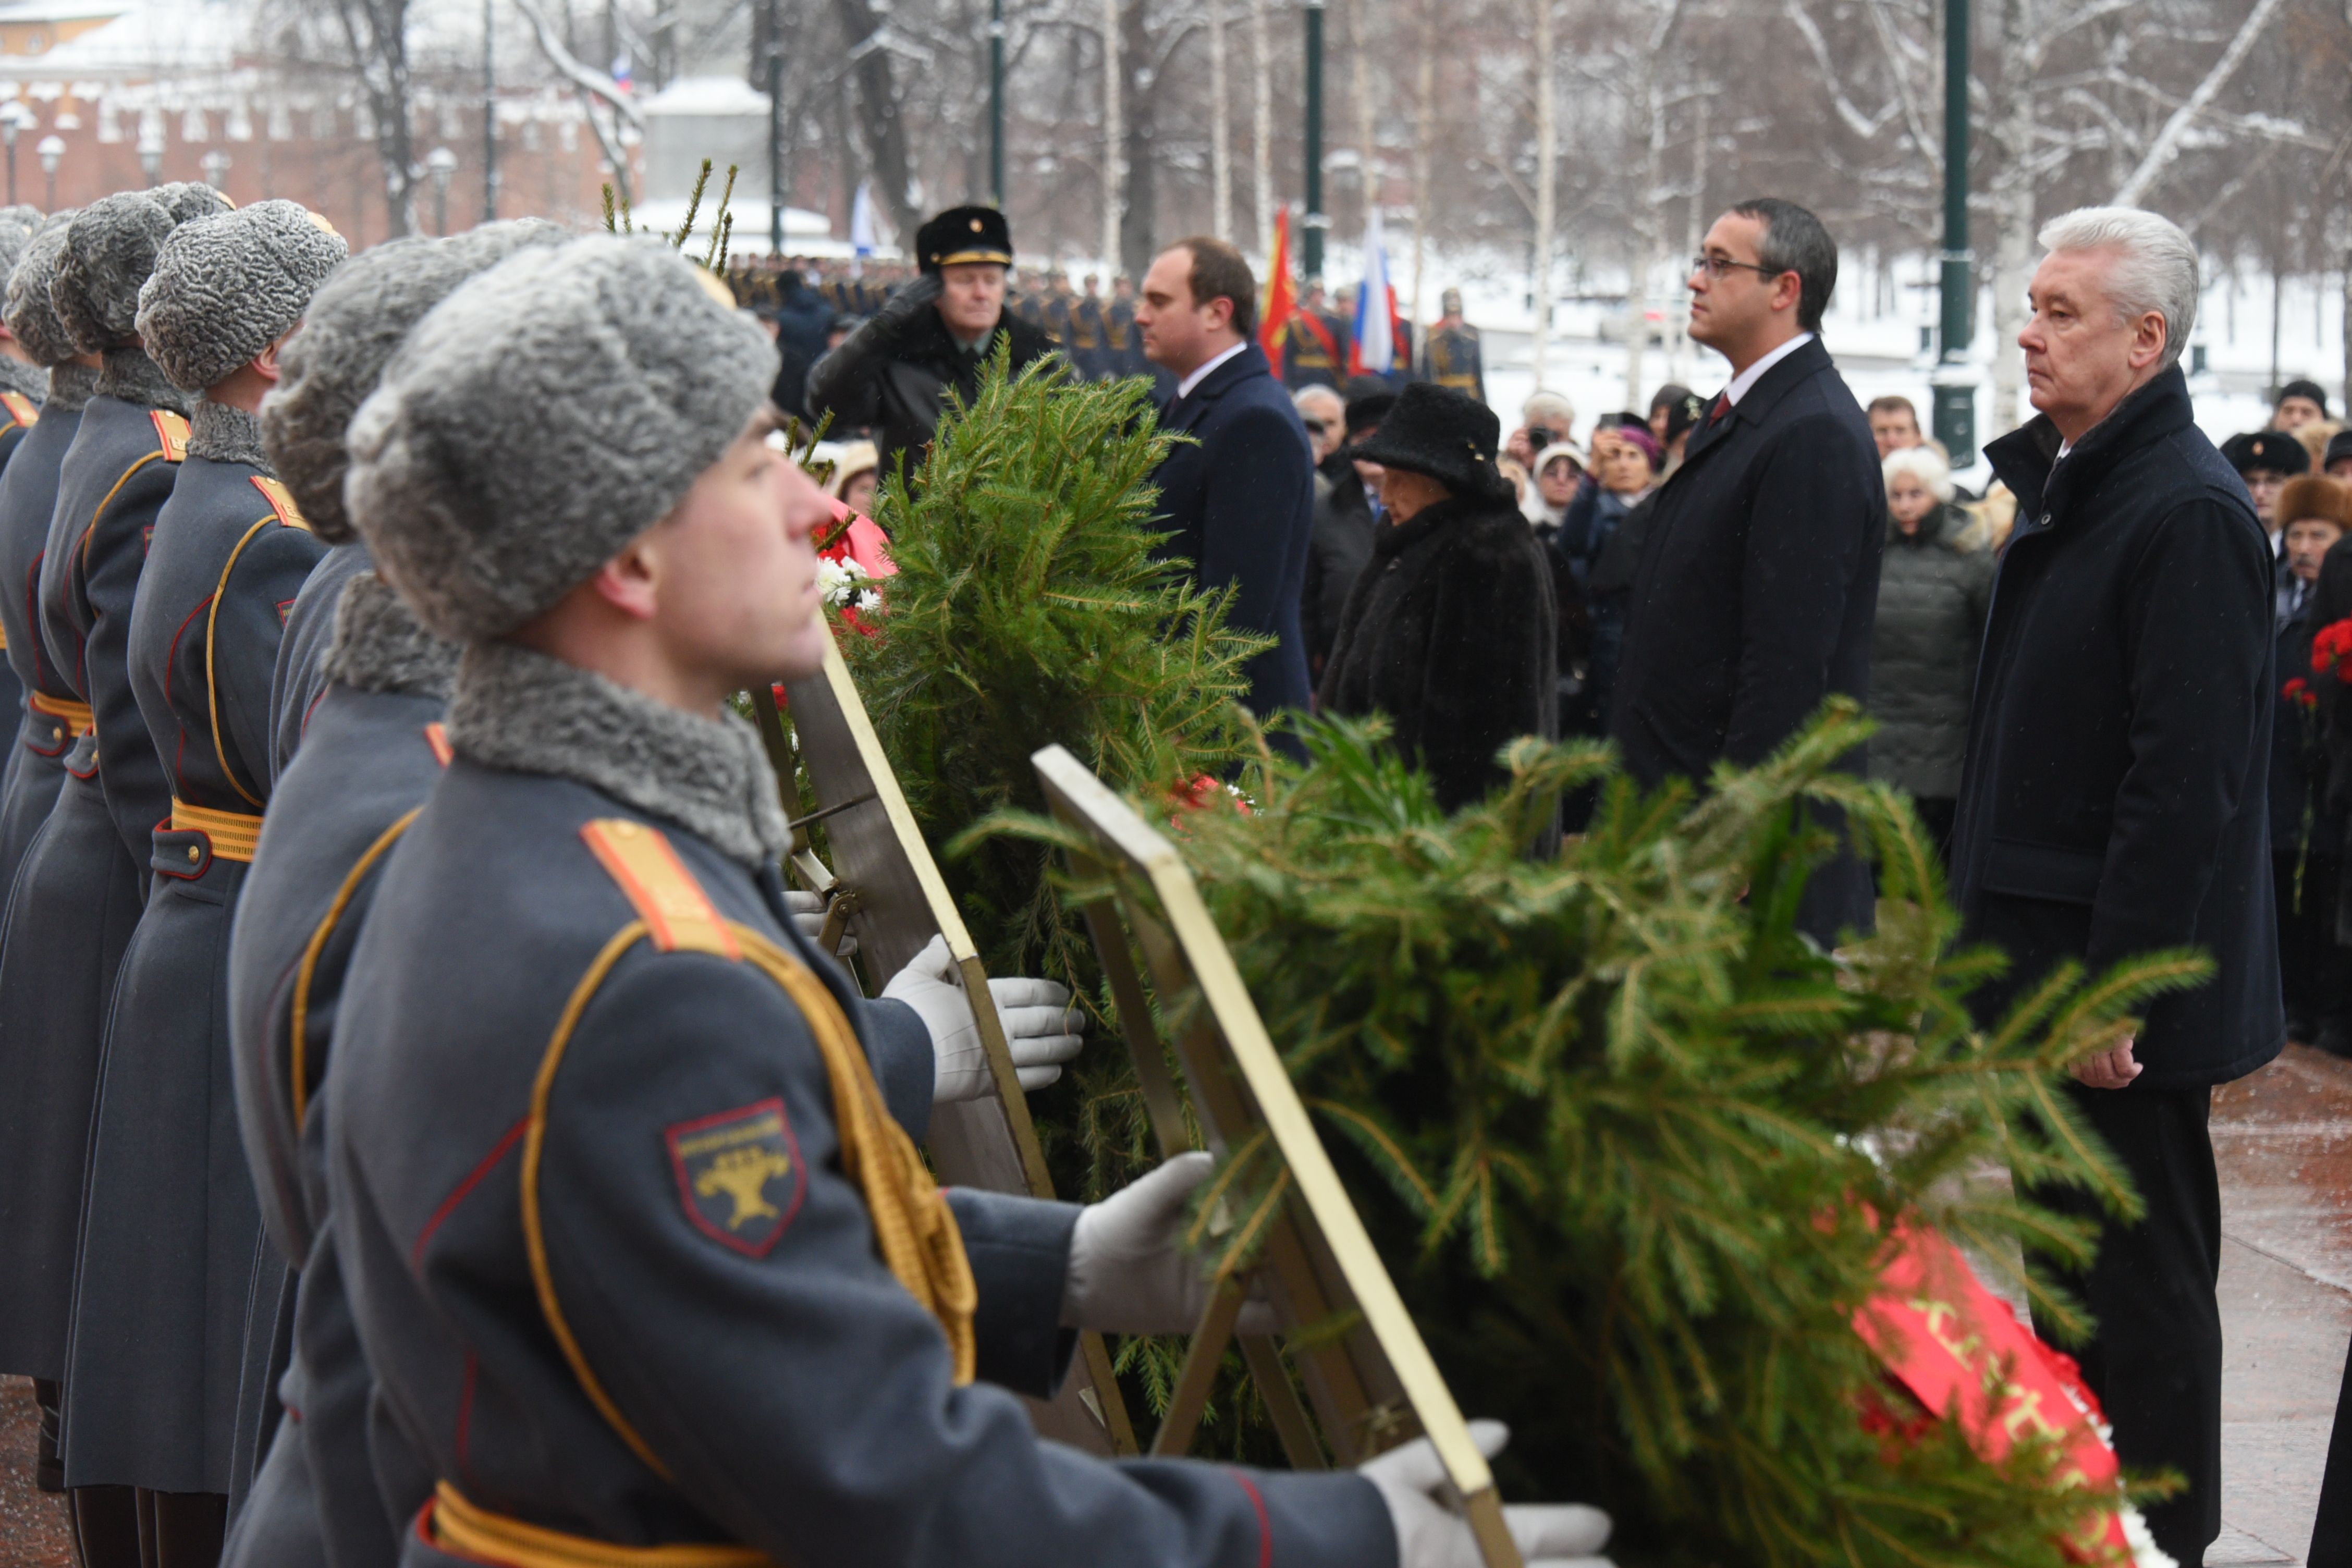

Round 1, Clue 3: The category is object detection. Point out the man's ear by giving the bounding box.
[1772,271,1804,317]
[252,325,297,385]
[2130,311,2169,372]
[589,533,662,622]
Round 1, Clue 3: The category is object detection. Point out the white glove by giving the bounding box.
[882,936,1084,1104]
[782,889,855,957]
[1361,1422,1612,1568]
[1061,1151,1275,1335]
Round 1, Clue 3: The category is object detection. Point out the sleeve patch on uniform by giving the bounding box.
[150,409,189,462]
[276,598,296,624]
[666,1098,804,1256]
[0,391,38,427]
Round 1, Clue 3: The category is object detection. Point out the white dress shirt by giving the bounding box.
[1174,340,1250,401]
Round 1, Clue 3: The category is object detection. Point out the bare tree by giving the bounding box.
[1250,0,1272,254]
[1530,0,1555,388]
[325,0,419,235]
[1208,0,1232,240]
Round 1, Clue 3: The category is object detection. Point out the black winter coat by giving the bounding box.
[1609,336,1886,941]
[1955,367,2281,1090]
[1317,495,1557,811]
[806,299,1057,481]
[1869,504,1994,800]
[2271,604,2337,854]
[1301,451,1376,680]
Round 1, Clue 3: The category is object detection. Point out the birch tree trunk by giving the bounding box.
[1209,0,1232,241]
[1352,0,1376,235]
[1250,0,1273,256]
[1102,0,1122,274]
[1623,74,1664,410]
[1672,92,1707,383]
[1987,0,2037,435]
[1410,0,1434,338]
[1532,0,1555,390]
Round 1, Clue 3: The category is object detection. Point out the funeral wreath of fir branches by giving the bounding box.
[797,354,2188,1561]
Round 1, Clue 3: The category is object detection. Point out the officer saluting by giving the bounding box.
[805,204,1055,481]
[331,236,1607,1568]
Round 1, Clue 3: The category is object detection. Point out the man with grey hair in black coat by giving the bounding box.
[1608,199,1885,945]
[1955,205,2280,1568]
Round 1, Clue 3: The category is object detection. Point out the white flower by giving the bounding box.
[2117,1504,2174,1568]
[854,589,883,613]
[818,557,873,608]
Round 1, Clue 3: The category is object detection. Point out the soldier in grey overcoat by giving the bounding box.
[54,201,342,1555]
[0,184,226,1566]
[327,235,1610,1568]
[0,204,53,810]
[0,207,97,1500]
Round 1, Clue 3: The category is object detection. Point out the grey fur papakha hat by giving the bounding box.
[0,206,45,296]
[4,212,76,365]
[54,186,232,353]
[136,201,347,393]
[262,218,565,545]
[348,235,778,644]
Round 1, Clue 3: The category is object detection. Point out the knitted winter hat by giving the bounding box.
[4,212,76,366]
[348,235,777,643]
[136,201,346,393]
[54,186,233,353]
[262,217,566,545]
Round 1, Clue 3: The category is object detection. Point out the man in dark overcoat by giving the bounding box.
[1952,206,2280,1568]
[803,205,1056,482]
[1609,198,1885,942]
[1136,235,1318,733]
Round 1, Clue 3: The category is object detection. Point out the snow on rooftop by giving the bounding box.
[0,0,243,79]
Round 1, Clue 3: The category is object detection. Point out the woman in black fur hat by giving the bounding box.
[1315,381,1559,814]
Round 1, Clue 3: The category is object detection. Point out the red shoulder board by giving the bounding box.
[423,722,452,767]
[150,409,189,462]
[251,475,309,531]
[0,391,38,428]
[579,818,740,960]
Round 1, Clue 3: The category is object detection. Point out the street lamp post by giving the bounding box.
[988,0,1005,206]
[1302,0,1325,281]
[0,103,36,207]
[425,145,458,236]
[36,135,61,210]
[1931,0,1976,465]
[765,0,783,253]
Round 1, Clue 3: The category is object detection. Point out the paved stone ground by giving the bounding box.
[0,1045,2345,1566]
[2208,1043,2352,1565]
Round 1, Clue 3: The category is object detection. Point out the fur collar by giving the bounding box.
[0,356,45,405]
[322,571,458,699]
[96,347,192,413]
[447,640,788,869]
[45,361,97,414]
[188,400,273,471]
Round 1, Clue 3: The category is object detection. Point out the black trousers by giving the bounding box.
[2310,1338,2352,1568]
[2025,1080,2222,1566]
[2276,850,2349,1041]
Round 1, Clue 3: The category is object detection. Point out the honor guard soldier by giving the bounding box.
[0,214,93,906]
[805,204,1056,480]
[1068,273,1109,381]
[1422,289,1486,404]
[0,182,226,1568]
[0,205,48,770]
[224,219,567,1568]
[51,201,345,1558]
[329,235,1609,1568]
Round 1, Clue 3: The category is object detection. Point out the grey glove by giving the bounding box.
[1060,1151,1275,1336]
[881,936,1084,1104]
[1360,1422,1613,1568]
[781,889,855,957]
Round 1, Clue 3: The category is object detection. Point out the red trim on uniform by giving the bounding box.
[413,1498,501,1566]
[300,684,329,742]
[424,722,453,767]
[454,1352,479,1483]
[1229,1469,1273,1568]
[412,1115,530,1268]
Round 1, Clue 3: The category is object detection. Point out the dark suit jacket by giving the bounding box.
[1954,368,2282,1090]
[1609,335,1885,939]
[1151,344,1316,728]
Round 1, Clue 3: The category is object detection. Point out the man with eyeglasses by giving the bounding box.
[1609,198,1885,945]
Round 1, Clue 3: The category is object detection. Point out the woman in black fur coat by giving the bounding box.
[1316,382,1559,811]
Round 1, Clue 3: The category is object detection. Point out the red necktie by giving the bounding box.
[1712,393,1731,421]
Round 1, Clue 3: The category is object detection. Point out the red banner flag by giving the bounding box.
[1258,206,1296,366]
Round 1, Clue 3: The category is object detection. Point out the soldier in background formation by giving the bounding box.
[1424,288,1486,403]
